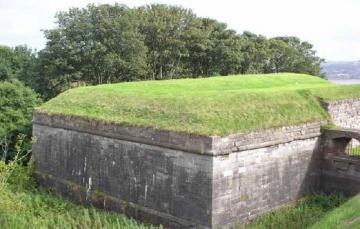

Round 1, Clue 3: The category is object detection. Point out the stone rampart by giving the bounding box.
[32,98,360,228]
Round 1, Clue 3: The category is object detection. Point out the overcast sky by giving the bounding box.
[0,0,359,61]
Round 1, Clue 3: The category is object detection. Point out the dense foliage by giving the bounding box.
[34,4,149,98]
[0,45,36,82]
[0,46,41,160]
[22,3,324,100]
[0,80,41,160]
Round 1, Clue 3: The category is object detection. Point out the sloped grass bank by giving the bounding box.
[240,194,346,229]
[310,194,360,229]
[38,73,360,136]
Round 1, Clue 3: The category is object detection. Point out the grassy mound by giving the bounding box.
[38,73,360,136]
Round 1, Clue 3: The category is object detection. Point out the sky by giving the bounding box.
[0,0,359,61]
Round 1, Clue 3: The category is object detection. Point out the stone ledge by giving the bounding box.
[33,111,215,155]
[322,127,360,141]
[33,111,325,155]
[214,122,325,154]
[321,98,360,107]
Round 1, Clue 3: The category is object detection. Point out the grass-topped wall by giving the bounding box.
[37,73,360,136]
[32,74,360,228]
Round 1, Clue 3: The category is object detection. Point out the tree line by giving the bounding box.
[2,3,324,100]
[1,3,324,159]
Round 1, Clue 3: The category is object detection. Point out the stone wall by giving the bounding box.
[212,138,321,227]
[319,128,360,196]
[320,99,360,197]
[33,111,327,228]
[320,155,360,196]
[323,98,360,129]
[32,123,213,228]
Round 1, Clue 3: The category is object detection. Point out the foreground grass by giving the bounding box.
[241,194,346,229]
[310,194,360,229]
[39,73,360,136]
[0,161,157,229]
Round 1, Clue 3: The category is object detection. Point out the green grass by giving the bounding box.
[351,146,360,157]
[38,73,360,136]
[313,84,360,101]
[310,194,360,229]
[240,194,347,229]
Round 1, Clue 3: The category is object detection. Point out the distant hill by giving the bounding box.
[322,61,360,79]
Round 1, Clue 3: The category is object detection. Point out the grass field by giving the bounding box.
[38,73,360,136]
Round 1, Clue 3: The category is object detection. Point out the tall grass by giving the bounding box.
[240,194,346,229]
[310,194,360,228]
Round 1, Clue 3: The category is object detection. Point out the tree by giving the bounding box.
[40,3,149,98]
[138,4,198,79]
[239,31,270,74]
[265,38,298,73]
[0,47,13,81]
[0,45,35,82]
[0,80,41,160]
[272,36,324,76]
[184,18,243,76]
[35,3,325,100]
[210,27,243,75]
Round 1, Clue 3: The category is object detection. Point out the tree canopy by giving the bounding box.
[0,45,36,82]
[2,3,325,100]
[0,79,41,160]
[0,80,40,138]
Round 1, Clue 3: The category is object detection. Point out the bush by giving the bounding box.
[0,80,41,160]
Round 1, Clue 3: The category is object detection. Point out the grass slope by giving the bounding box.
[241,193,346,229]
[38,73,360,136]
[310,194,360,229]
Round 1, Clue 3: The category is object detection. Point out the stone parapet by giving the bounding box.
[33,111,325,156]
